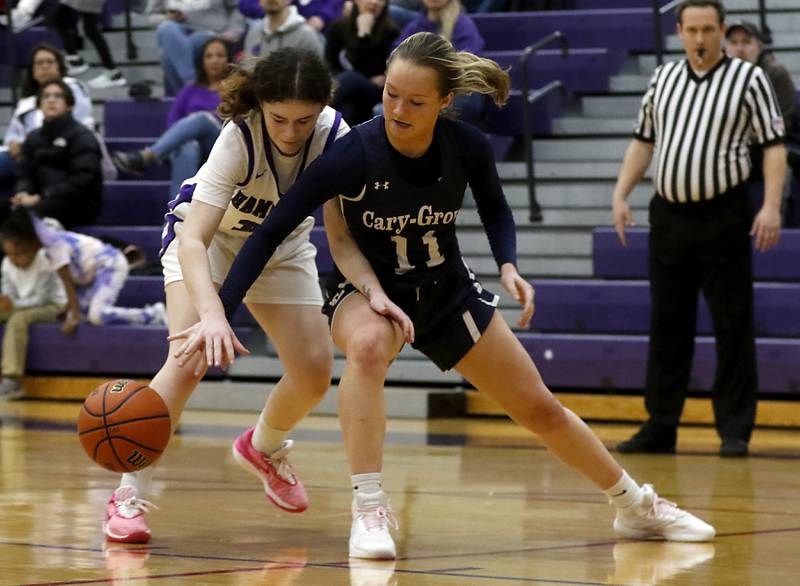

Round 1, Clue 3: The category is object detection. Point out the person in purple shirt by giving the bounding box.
[240,0,344,31]
[112,39,232,196]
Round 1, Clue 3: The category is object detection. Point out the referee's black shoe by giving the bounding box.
[617,424,676,454]
[720,439,749,458]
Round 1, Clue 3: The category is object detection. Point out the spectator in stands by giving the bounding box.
[0,0,45,32]
[243,0,323,56]
[294,0,344,33]
[52,0,128,89]
[152,0,246,96]
[112,38,232,196]
[612,0,786,458]
[387,0,422,28]
[725,20,799,219]
[0,212,67,400]
[393,0,486,122]
[12,80,103,229]
[326,0,400,124]
[725,21,797,134]
[23,211,167,331]
[0,44,93,186]
[239,0,343,38]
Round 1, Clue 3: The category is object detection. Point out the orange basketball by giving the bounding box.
[77,379,171,473]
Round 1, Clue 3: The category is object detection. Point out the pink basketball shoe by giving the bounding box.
[103,486,155,543]
[232,427,309,512]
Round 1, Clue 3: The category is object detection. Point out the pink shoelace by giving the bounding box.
[356,506,399,532]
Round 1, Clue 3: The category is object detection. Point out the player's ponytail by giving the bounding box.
[218,47,334,122]
[389,32,510,107]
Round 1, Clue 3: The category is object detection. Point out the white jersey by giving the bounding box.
[163,106,347,246]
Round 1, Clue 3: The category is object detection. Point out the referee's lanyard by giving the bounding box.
[261,114,314,198]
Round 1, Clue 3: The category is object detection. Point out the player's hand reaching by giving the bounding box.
[367,288,415,344]
[168,309,250,373]
[500,263,535,329]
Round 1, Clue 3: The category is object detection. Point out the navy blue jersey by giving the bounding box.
[219,116,517,318]
[340,116,468,282]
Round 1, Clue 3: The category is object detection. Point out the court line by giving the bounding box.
[1,539,629,586]
[17,564,297,586]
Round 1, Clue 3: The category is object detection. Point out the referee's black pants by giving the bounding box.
[645,185,757,443]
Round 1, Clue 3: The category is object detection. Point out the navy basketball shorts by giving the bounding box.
[323,266,499,371]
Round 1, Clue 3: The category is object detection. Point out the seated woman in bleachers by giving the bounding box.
[112,38,232,196]
[151,0,245,96]
[11,80,102,230]
[393,0,486,122]
[0,44,94,187]
[326,0,400,125]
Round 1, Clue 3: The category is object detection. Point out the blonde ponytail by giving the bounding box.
[389,32,510,107]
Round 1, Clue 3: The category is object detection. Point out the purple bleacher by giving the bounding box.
[15,323,255,376]
[518,333,800,394]
[485,48,626,94]
[487,88,563,136]
[531,279,800,337]
[77,225,334,275]
[115,276,254,326]
[98,181,171,226]
[104,99,174,139]
[79,225,164,261]
[0,28,62,66]
[472,9,675,52]
[574,0,653,7]
[593,227,800,281]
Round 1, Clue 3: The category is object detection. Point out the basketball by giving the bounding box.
[77,379,171,473]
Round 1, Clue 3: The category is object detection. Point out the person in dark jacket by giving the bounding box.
[326,0,400,124]
[12,80,102,229]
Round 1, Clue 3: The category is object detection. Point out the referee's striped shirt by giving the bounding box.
[635,56,785,203]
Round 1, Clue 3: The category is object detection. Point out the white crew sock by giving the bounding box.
[352,472,383,498]
[120,466,155,497]
[251,411,290,455]
[604,470,643,509]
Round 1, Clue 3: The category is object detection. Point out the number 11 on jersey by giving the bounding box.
[391,231,444,274]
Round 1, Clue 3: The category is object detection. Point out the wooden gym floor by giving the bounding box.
[1,398,799,585]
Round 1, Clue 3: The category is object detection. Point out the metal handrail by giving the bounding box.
[520,31,568,223]
[123,0,139,61]
[758,0,771,45]
[653,0,682,66]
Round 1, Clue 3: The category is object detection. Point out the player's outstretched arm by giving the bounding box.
[323,199,414,343]
[171,200,251,370]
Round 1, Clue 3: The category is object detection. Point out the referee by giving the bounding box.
[610,0,786,458]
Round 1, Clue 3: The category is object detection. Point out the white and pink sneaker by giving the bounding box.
[614,484,715,542]
[232,427,308,513]
[103,486,156,543]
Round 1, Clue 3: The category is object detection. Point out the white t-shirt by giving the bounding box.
[1,249,67,308]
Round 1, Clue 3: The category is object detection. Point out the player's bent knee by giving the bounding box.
[346,326,396,370]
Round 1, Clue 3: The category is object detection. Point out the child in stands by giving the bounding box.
[0,211,67,400]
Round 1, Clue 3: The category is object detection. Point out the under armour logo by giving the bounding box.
[374,181,390,190]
